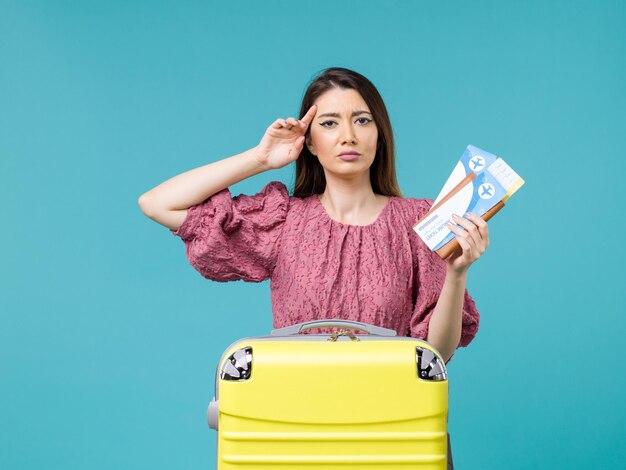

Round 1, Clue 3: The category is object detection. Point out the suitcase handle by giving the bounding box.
[270,319,397,337]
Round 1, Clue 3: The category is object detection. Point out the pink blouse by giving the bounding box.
[171,181,479,348]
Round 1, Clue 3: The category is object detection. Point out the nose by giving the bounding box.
[341,123,357,145]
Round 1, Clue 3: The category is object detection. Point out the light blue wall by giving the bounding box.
[2,1,624,468]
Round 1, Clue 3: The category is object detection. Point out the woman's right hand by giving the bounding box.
[254,104,318,170]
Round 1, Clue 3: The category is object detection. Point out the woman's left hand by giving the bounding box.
[445,213,490,275]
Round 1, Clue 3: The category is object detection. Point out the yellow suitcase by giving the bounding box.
[207,320,450,469]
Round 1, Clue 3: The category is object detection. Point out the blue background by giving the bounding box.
[2,1,625,468]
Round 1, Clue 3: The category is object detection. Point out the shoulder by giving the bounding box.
[246,180,290,199]
[392,196,435,225]
[214,180,293,231]
[259,180,313,211]
[232,180,291,211]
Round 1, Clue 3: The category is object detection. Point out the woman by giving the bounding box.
[138,67,488,364]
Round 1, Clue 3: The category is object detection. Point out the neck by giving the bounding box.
[319,173,380,221]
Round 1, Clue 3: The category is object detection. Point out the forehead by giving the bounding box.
[314,88,370,115]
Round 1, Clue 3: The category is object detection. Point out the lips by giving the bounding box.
[337,151,361,161]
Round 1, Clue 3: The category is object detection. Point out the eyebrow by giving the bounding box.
[317,110,372,119]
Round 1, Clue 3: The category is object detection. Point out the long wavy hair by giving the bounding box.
[293,67,404,198]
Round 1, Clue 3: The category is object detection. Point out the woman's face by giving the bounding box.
[306,87,378,178]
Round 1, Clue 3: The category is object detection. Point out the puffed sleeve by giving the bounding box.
[408,199,480,349]
[170,180,289,282]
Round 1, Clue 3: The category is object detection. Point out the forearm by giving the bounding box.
[138,146,269,215]
[426,267,467,362]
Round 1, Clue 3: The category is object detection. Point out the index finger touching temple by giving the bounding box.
[300,104,318,126]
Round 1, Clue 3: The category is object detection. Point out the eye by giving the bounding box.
[320,118,372,128]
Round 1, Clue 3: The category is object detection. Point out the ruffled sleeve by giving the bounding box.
[171,181,289,282]
[408,199,480,349]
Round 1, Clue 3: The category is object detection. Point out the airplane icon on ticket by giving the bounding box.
[479,183,495,199]
[470,156,485,172]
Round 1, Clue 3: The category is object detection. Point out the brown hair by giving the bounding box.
[293,67,404,198]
